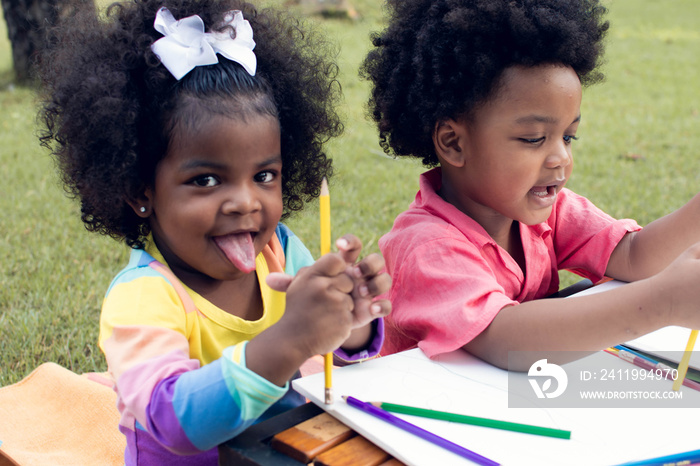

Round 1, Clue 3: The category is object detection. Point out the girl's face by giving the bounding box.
[144,113,283,286]
[445,64,582,236]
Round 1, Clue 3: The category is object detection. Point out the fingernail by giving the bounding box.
[371,303,381,315]
[353,266,362,278]
[336,238,349,249]
[359,285,369,297]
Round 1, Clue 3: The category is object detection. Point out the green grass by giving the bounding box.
[2,0,699,386]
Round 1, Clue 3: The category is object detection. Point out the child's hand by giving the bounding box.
[264,234,390,353]
[253,237,390,386]
[247,254,355,387]
[653,241,700,329]
[335,235,391,328]
[266,252,357,357]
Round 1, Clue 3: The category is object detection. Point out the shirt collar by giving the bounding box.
[415,167,552,245]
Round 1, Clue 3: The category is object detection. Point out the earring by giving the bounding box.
[139,206,146,213]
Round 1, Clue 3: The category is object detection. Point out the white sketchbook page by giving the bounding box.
[292,348,700,466]
[571,280,700,370]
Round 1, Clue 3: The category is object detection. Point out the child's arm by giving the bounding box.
[607,192,700,281]
[465,241,700,370]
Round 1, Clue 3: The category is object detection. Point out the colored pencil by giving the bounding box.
[673,329,698,391]
[343,396,499,466]
[320,177,333,404]
[368,401,570,439]
[615,345,658,365]
[614,448,700,466]
[605,347,700,392]
[618,345,700,384]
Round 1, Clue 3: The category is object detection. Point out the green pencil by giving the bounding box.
[369,402,571,440]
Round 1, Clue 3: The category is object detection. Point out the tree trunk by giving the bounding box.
[1,0,93,84]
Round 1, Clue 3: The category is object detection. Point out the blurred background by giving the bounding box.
[1,0,699,384]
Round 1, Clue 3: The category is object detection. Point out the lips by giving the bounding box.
[213,232,257,273]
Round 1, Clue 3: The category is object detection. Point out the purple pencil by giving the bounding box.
[343,396,499,466]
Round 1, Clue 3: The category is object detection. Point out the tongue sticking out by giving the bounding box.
[214,233,257,273]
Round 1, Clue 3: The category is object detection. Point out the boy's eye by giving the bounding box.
[254,171,275,183]
[191,175,219,187]
[520,137,545,145]
[563,135,579,144]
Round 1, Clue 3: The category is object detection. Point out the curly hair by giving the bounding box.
[38,0,342,248]
[360,0,609,166]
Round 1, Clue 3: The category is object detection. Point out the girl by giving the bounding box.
[38,0,390,463]
[362,0,700,370]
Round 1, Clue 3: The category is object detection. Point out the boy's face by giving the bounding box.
[443,64,582,236]
[144,113,283,287]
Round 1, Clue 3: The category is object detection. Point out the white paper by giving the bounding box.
[293,348,700,466]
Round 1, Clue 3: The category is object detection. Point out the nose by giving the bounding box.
[544,140,572,170]
[221,183,261,215]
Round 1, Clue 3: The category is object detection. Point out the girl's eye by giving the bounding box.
[191,175,219,187]
[563,135,579,144]
[254,171,275,183]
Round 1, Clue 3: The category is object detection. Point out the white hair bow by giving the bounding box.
[151,7,256,80]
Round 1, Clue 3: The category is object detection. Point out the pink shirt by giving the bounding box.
[379,168,641,357]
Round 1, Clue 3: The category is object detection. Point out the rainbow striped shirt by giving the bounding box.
[99,224,375,465]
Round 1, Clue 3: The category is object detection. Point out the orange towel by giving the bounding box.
[0,363,124,466]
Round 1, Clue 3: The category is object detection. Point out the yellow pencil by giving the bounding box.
[320,177,333,404]
[672,329,698,391]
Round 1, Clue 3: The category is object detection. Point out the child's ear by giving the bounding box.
[125,189,153,218]
[433,119,466,168]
